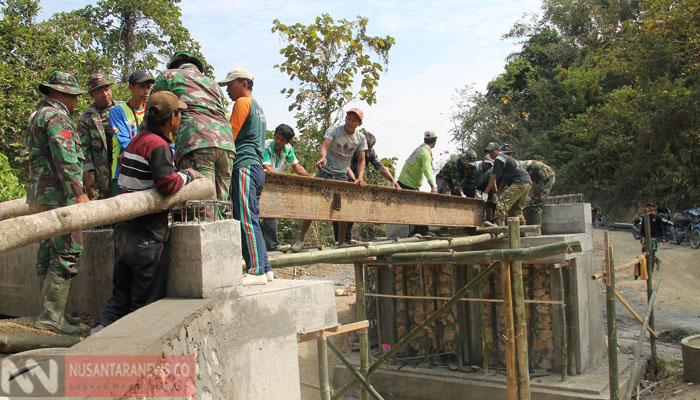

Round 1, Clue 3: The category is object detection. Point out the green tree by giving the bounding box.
[272,14,395,138]
[0,152,25,201]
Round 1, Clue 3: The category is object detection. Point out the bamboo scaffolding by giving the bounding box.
[476,225,540,234]
[565,260,578,375]
[478,272,488,372]
[363,292,564,305]
[643,211,658,376]
[604,232,620,400]
[623,278,661,400]
[615,290,659,339]
[318,337,331,400]
[263,233,505,269]
[508,219,531,400]
[327,341,385,400]
[590,255,645,280]
[501,259,517,400]
[387,240,582,264]
[375,267,384,354]
[353,262,370,400]
[489,273,500,360]
[333,262,501,399]
[555,265,568,382]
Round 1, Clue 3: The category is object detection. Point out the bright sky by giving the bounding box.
[40,0,541,188]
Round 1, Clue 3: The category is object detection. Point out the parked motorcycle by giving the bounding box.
[632,205,674,241]
[690,223,700,249]
[591,204,607,227]
[670,209,700,245]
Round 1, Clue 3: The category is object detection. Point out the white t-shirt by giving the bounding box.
[322,125,367,175]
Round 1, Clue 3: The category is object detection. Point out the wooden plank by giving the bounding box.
[260,172,485,227]
[297,321,370,342]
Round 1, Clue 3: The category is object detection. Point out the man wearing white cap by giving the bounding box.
[397,130,438,236]
[219,67,271,286]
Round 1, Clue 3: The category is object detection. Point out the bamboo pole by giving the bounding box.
[327,341,384,400]
[605,232,620,400]
[0,179,215,255]
[489,273,500,358]
[0,197,30,221]
[266,233,505,268]
[555,265,568,382]
[0,333,81,353]
[565,260,578,375]
[623,278,661,400]
[502,259,518,400]
[508,219,531,400]
[478,266,489,372]
[387,240,582,264]
[333,262,501,399]
[353,262,370,400]
[390,269,398,347]
[401,266,410,351]
[318,337,331,400]
[476,225,540,234]
[375,267,384,354]
[457,265,468,367]
[643,211,658,376]
[420,265,429,364]
[363,293,563,305]
[590,255,644,280]
[614,290,659,338]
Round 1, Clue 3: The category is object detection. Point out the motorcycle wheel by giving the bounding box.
[673,229,683,245]
[690,229,700,249]
[632,224,641,240]
[595,215,607,227]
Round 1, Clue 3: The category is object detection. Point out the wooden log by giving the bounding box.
[508,219,531,400]
[605,233,620,400]
[0,179,215,255]
[0,197,30,221]
[0,333,81,353]
[387,240,582,264]
[643,211,658,376]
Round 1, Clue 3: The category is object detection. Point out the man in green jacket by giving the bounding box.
[397,130,438,236]
[78,73,115,200]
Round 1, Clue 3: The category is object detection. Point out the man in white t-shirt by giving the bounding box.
[291,108,368,252]
[261,124,309,251]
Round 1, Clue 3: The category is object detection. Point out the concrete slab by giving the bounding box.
[167,220,242,298]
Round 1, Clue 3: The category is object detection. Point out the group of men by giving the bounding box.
[26,51,274,336]
[26,48,557,337]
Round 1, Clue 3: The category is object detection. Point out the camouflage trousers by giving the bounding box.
[33,204,82,277]
[178,147,235,219]
[496,183,532,224]
[528,174,556,213]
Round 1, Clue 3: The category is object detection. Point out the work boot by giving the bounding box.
[35,273,83,335]
[37,274,80,325]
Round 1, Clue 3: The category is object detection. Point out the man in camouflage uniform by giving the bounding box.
[519,159,556,225]
[78,74,115,200]
[26,71,89,335]
[436,149,477,197]
[152,51,236,219]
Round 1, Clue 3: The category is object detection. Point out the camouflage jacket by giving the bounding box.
[78,102,114,198]
[152,63,235,161]
[437,154,473,189]
[519,160,555,183]
[26,97,85,208]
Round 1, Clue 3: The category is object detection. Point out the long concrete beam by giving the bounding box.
[260,173,487,227]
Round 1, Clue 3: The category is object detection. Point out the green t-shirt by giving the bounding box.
[231,97,266,170]
[262,139,298,173]
[398,143,434,189]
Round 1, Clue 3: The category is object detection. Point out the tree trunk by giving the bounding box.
[0,197,30,221]
[0,179,214,255]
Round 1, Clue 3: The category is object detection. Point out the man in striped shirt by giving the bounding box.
[93,91,202,334]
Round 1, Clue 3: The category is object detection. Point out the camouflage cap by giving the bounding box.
[460,149,477,164]
[39,71,86,96]
[87,73,112,92]
[168,50,204,72]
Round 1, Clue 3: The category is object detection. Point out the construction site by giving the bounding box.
[1,175,699,399]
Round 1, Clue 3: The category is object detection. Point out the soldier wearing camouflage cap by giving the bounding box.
[436,149,478,197]
[152,50,236,219]
[78,73,116,200]
[27,71,89,335]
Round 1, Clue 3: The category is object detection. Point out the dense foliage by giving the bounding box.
[451,0,700,216]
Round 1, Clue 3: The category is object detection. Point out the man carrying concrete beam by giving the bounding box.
[484,142,532,226]
[28,71,89,335]
[219,67,272,285]
[436,150,477,197]
[397,130,438,236]
[261,123,310,252]
[92,91,202,335]
[474,155,494,199]
[292,108,368,252]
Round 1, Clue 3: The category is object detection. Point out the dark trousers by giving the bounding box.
[231,164,271,275]
[398,181,429,236]
[333,221,353,243]
[97,225,168,327]
[261,218,279,251]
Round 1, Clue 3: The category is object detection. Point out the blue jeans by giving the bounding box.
[231,164,271,275]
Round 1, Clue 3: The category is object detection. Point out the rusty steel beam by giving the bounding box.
[260,173,486,227]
